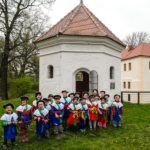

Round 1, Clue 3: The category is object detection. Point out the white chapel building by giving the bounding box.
[35,1,125,97]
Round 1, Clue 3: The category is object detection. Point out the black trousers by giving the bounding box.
[4,138,16,146]
[69,124,79,133]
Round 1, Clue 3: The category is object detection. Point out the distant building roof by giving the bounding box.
[36,2,124,46]
[121,43,150,60]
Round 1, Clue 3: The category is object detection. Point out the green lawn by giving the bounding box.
[0,97,150,150]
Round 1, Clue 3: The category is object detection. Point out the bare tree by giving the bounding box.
[0,37,3,78]
[8,31,39,78]
[0,0,55,99]
[124,32,150,47]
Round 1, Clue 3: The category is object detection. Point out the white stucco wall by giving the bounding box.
[59,44,121,98]
[39,48,62,97]
[38,36,123,99]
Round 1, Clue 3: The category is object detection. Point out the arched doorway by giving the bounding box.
[75,71,89,93]
[73,68,98,94]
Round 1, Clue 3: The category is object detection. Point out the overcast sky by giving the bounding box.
[46,0,150,41]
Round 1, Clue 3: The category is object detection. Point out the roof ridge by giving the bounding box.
[83,5,123,43]
[36,5,80,41]
[82,5,106,36]
[60,4,82,34]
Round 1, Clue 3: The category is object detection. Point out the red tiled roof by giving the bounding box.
[121,43,150,60]
[36,3,124,46]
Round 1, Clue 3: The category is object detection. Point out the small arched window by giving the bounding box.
[48,65,54,78]
[110,66,114,79]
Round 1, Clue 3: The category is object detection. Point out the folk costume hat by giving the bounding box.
[83,92,89,96]
[89,95,95,99]
[20,96,29,101]
[104,94,110,97]
[61,90,69,93]
[100,91,106,94]
[68,93,75,97]
[101,98,106,101]
[48,94,54,98]
[54,95,61,99]
[35,91,42,97]
[75,92,80,95]
[73,97,79,101]
[43,98,49,101]
[114,94,120,99]
[37,100,45,106]
[3,103,14,109]
[80,98,86,102]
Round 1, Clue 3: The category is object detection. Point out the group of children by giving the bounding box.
[0,90,123,148]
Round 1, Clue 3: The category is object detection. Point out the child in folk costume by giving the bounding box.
[83,92,90,127]
[112,95,123,127]
[68,97,81,133]
[94,95,100,103]
[32,92,42,112]
[43,98,52,113]
[92,89,99,96]
[48,94,55,105]
[47,95,55,132]
[83,92,89,104]
[33,100,49,139]
[68,93,75,101]
[87,95,100,131]
[98,98,108,128]
[60,90,71,130]
[75,92,81,102]
[99,91,106,100]
[0,104,18,148]
[78,98,88,132]
[104,94,113,123]
[75,92,81,98]
[51,95,64,136]
[43,98,52,134]
[16,96,32,143]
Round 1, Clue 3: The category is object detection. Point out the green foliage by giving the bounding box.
[32,80,39,91]
[0,100,150,149]
[8,76,34,98]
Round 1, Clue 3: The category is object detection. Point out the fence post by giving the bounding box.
[121,91,123,103]
[137,92,140,104]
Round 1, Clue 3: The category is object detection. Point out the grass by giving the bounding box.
[0,96,150,150]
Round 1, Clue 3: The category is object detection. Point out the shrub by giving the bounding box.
[9,76,33,98]
[32,81,39,91]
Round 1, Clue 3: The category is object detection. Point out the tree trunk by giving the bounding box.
[0,36,10,100]
[1,54,9,100]
[19,63,26,77]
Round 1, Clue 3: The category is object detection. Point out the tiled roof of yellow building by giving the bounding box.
[121,43,150,60]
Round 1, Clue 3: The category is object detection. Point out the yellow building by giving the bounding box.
[121,43,150,103]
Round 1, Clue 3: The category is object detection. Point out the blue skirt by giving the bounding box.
[36,120,49,135]
[4,125,17,139]
[51,115,62,126]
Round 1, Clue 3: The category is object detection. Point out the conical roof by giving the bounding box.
[36,2,123,46]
